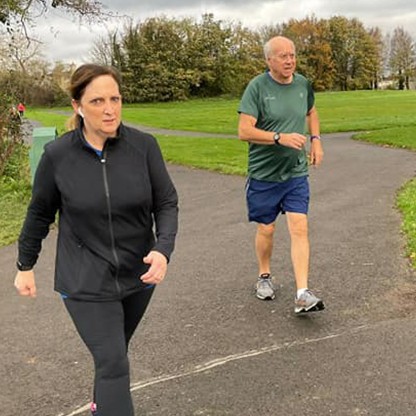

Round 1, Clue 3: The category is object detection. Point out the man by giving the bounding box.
[238,36,325,314]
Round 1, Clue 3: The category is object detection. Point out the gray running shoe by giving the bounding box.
[256,274,276,300]
[294,290,325,314]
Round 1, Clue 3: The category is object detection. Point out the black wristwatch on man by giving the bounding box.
[273,133,281,145]
[16,261,33,271]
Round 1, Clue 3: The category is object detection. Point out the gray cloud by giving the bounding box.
[34,0,416,63]
[318,0,415,16]
[102,0,257,12]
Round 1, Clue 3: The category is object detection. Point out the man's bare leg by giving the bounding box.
[286,212,324,312]
[254,222,276,300]
[255,222,275,276]
[286,212,309,290]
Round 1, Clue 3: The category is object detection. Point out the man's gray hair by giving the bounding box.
[263,39,273,59]
[263,36,296,59]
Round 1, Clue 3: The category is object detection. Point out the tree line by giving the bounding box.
[1,13,415,106]
[90,14,416,102]
[1,1,415,180]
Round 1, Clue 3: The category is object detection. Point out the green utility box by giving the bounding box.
[29,127,57,183]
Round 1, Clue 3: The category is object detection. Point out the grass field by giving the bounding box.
[124,90,416,135]
[27,89,416,137]
[0,144,32,246]
[3,90,416,267]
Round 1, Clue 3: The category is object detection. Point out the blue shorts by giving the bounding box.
[246,176,309,224]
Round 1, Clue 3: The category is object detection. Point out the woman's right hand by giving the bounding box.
[14,270,37,298]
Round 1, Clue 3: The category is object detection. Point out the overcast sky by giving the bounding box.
[34,0,416,64]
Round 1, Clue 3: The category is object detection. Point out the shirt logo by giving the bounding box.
[265,95,276,101]
[299,92,304,99]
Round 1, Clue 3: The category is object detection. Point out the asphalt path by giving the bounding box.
[1,130,416,416]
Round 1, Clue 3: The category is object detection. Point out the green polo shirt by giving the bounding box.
[238,72,314,182]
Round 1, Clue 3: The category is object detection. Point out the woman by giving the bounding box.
[14,64,179,416]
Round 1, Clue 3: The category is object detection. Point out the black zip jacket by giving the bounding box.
[18,123,178,301]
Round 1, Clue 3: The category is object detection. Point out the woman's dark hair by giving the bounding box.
[66,64,122,130]
[69,64,122,101]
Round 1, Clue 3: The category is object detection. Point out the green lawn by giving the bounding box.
[355,127,416,150]
[316,90,416,133]
[156,135,247,176]
[0,144,32,246]
[397,179,416,265]
[5,91,416,268]
[28,89,416,137]
[124,90,416,135]
[123,98,239,134]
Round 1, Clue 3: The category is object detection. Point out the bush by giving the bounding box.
[0,141,31,246]
[0,93,24,177]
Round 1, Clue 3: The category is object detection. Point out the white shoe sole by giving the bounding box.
[256,293,276,300]
[294,300,325,314]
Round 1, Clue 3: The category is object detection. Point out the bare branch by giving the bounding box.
[1,0,114,31]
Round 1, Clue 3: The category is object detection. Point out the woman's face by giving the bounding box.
[72,74,122,139]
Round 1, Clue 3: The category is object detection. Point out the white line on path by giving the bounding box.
[62,324,370,416]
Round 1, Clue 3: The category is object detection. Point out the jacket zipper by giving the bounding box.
[100,149,121,296]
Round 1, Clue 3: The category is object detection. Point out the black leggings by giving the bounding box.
[64,287,155,416]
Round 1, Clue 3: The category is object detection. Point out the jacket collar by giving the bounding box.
[76,122,124,150]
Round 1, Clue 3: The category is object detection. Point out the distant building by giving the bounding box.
[378,79,395,89]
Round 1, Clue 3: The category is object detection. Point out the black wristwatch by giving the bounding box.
[16,261,33,271]
[273,133,281,145]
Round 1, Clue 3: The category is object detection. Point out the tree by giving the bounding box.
[0,30,75,105]
[224,23,264,95]
[257,23,283,45]
[0,0,113,182]
[0,0,105,32]
[0,31,45,73]
[187,14,241,97]
[389,27,415,90]
[346,18,379,90]
[0,91,23,177]
[112,14,261,102]
[48,61,77,104]
[91,14,392,100]
[368,27,385,89]
[327,16,381,90]
[282,16,335,91]
[121,17,195,102]
[90,29,124,69]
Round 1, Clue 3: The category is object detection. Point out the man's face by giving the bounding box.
[267,41,296,82]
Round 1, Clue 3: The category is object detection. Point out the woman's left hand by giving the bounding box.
[140,251,168,284]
